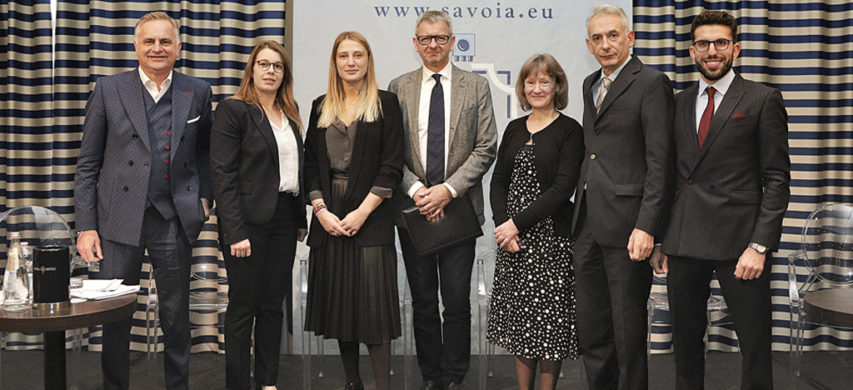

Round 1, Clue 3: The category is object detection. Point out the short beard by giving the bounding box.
[696,56,732,82]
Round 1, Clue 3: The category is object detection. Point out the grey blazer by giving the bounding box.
[571,56,674,247]
[662,74,790,260]
[388,64,498,225]
[74,69,213,246]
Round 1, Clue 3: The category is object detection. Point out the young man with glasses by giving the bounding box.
[650,9,790,390]
[388,10,497,390]
[571,4,674,390]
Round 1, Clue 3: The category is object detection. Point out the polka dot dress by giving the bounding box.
[487,144,579,360]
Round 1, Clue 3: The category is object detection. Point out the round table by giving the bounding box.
[803,288,853,327]
[0,294,137,389]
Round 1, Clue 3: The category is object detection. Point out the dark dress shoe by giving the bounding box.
[420,380,442,390]
[344,381,364,390]
[445,382,461,390]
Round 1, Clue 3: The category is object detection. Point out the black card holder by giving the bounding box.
[401,196,483,256]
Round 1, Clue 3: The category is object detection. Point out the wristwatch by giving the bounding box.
[749,242,767,254]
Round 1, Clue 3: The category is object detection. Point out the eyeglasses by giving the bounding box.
[256,60,284,73]
[692,38,732,52]
[416,35,451,45]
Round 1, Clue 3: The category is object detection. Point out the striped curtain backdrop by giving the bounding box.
[1,0,288,353]
[633,0,853,352]
[1,1,55,220]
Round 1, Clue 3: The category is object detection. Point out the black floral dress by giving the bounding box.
[486,144,579,360]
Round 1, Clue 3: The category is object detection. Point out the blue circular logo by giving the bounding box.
[457,39,470,52]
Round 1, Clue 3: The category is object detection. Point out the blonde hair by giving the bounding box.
[135,11,180,43]
[318,31,381,127]
[516,54,569,111]
[230,41,302,131]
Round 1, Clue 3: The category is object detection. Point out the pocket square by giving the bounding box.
[730,112,744,119]
[187,115,200,124]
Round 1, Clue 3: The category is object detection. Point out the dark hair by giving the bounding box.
[690,10,738,42]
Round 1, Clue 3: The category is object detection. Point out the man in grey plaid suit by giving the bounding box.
[74,12,212,390]
[388,10,497,390]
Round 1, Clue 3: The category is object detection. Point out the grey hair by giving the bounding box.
[586,4,630,33]
[415,10,453,35]
[134,11,181,43]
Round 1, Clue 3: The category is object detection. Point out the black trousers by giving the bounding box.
[100,207,192,390]
[667,255,773,390]
[398,227,475,386]
[222,192,300,390]
[573,204,652,390]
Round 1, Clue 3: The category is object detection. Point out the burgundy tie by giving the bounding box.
[698,87,715,146]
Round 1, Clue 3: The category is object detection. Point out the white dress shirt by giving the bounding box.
[138,67,173,103]
[695,69,735,133]
[268,110,300,194]
[407,62,458,198]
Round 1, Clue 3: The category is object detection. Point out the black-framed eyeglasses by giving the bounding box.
[416,35,451,45]
[692,38,732,52]
[256,60,284,73]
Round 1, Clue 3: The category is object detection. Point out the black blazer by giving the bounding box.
[571,56,675,246]
[303,90,404,248]
[210,98,307,246]
[662,74,790,260]
[491,114,584,237]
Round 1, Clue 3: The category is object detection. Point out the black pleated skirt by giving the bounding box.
[304,176,402,344]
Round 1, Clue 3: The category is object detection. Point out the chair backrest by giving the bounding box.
[1,206,74,272]
[800,203,853,292]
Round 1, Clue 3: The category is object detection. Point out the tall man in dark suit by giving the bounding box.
[388,10,497,390]
[74,12,212,390]
[571,4,674,390]
[651,10,790,390]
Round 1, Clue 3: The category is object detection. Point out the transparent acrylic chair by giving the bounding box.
[0,206,85,386]
[787,203,853,376]
[647,272,736,355]
[475,249,496,390]
[188,216,229,352]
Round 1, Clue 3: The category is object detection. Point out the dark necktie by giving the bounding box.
[426,73,445,185]
[698,86,715,146]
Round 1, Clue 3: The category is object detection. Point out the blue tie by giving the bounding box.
[427,73,445,186]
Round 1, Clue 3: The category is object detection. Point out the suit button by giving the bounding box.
[184,162,188,168]
[186,186,192,191]
[181,136,186,141]
[123,186,129,192]
[590,153,597,160]
[128,160,133,166]
[688,179,694,185]
[132,134,139,139]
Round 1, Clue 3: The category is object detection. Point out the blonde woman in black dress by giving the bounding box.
[303,31,403,390]
[488,54,584,390]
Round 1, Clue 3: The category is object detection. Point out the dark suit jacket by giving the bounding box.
[303,90,404,248]
[210,98,307,246]
[74,69,213,246]
[571,56,674,247]
[662,74,790,260]
[491,114,584,237]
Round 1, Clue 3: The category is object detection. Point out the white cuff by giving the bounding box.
[407,181,425,198]
[443,183,458,198]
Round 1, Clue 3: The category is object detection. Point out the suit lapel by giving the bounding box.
[118,70,150,151]
[582,71,597,132]
[406,69,424,176]
[448,65,467,146]
[688,75,746,174]
[170,73,192,160]
[595,57,640,121]
[252,104,281,169]
[679,84,702,174]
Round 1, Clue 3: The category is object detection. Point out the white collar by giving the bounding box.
[422,61,452,83]
[698,69,736,97]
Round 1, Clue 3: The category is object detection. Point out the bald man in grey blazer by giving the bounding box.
[74,12,211,390]
[388,10,497,390]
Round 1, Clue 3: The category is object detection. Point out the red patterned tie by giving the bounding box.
[698,87,715,146]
